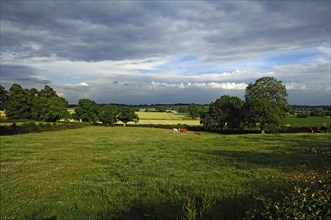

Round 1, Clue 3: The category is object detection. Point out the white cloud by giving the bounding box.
[150,81,247,90]
[285,82,306,90]
[79,82,89,87]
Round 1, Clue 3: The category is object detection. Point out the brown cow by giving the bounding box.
[178,128,187,133]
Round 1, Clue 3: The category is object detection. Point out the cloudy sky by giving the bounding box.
[1,1,330,105]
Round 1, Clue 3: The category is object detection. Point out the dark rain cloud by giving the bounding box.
[1,1,330,105]
[1,1,330,62]
[0,64,52,87]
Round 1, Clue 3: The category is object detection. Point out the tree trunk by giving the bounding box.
[260,124,266,134]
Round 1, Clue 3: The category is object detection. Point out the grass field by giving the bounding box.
[285,116,330,127]
[1,127,330,219]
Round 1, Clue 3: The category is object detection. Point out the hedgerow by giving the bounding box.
[0,122,89,135]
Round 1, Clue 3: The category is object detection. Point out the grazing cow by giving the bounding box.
[179,128,188,133]
[194,132,201,136]
[173,128,179,133]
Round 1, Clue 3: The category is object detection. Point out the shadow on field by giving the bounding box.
[97,193,254,220]
[195,148,330,172]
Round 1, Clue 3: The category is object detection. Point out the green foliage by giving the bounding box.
[201,95,244,130]
[6,84,33,119]
[245,76,289,133]
[0,85,9,110]
[5,84,69,122]
[73,99,100,122]
[249,171,331,220]
[310,109,325,117]
[187,104,202,119]
[39,96,70,122]
[297,111,309,118]
[155,106,167,112]
[0,122,88,135]
[99,105,119,125]
[118,108,139,125]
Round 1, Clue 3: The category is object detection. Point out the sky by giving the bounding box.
[0,1,330,105]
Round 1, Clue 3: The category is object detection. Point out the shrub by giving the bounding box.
[0,122,89,135]
[297,112,309,118]
[247,170,331,219]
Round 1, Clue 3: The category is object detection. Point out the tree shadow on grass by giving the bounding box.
[97,193,254,220]
[194,148,330,172]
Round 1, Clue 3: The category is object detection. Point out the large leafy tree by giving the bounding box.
[200,95,244,130]
[6,84,33,119]
[39,96,69,122]
[244,76,289,133]
[0,85,9,110]
[118,108,139,126]
[73,99,100,122]
[28,86,69,122]
[6,84,69,121]
[99,105,119,125]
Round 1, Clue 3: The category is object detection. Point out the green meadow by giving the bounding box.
[1,127,330,219]
[285,116,331,127]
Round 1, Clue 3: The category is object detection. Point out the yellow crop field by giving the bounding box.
[134,111,200,125]
[137,112,188,120]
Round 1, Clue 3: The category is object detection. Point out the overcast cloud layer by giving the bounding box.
[1,1,330,105]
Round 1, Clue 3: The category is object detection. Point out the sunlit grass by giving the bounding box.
[285,116,330,126]
[1,127,330,219]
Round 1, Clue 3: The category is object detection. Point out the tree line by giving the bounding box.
[1,76,293,132]
[200,76,290,133]
[0,84,138,125]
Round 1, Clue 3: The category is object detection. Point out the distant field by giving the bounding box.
[1,110,329,127]
[137,111,190,120]
[134,111,200,125]
[285,116,330,127]
[1,127,330,219]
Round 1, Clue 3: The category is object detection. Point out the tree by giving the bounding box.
[244,76,289,133]
[39,96,70,122]
[118,108,139,126]
[6,84,32,119]
[99,105,119,125]
[200,95,244,130]
[0,85,9,110]
[155,106,167,112]
[188,104,202,119]
[73,99,100,122]
[5,84,69,121]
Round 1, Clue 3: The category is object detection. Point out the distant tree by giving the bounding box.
[188,104,202,119]
[118,108,139,126]
[297,111,309,118]
[200,95,244,130]
[244,76,289,133]
[99,105,119,125]
[177,106,188,113]
[73,99,100,122]
[155,106,167,112]
[310,109,324,117]
[0,85,9,110]
[6,84,32,119]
